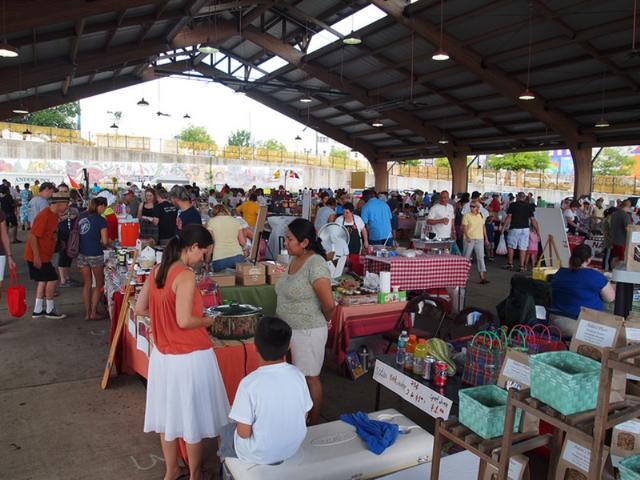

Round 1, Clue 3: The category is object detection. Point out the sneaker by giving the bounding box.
[32,310,44,319]
[59,281,73,288]
[45,310,67,320]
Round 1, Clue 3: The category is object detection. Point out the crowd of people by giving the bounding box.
[2,175,637,478]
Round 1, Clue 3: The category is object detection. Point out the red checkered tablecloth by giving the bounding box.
[365,255,471,291]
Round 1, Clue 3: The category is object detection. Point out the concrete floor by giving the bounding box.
[0,231,516,479]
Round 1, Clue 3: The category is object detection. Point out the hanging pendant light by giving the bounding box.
[199,1,220,54]
[432,0,449,61]
[183,113,191,119]
[371,119,384,128]
[343,11,362,45]
[12,106,28,114]
[299,95,312,103]
[519,4,535,100]
[22,127,32,135]
[294,135,302,141]
[0,0,17,57]
[594,117,610,128]
[438,137,449,144]
[137,97,149,107]
[110,123,118,130]
[199,45,218,54]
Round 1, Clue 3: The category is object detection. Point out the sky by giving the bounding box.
[79,4,393,155]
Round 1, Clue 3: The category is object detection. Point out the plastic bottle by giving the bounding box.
[413,339,428,376]
[404,334,417,371]
[395,330,409,366]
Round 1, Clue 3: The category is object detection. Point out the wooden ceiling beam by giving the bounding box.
[0,23,236,97]
[3,0,163,35]
[372,0,594,149]
[240,24,462,155]
[192,62,379,160]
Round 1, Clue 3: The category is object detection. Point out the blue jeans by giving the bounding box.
[212,254,246,272]
[370,238,392,246]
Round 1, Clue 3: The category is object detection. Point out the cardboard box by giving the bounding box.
[626,225,640,272]
[211,272,236,287]
[378,291,407,304]
[236,262,266,277]
[260,261,286,276]
[267,272,284,285]
[236,274,266,286]
[611,419,640,463]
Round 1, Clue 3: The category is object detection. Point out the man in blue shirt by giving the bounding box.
[360,189,392,245]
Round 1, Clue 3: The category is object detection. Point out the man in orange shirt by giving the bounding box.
[25,191,70,319]
[236,193,261,228]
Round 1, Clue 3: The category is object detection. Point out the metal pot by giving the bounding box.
[205,303,262,339]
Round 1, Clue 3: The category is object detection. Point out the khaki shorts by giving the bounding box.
[290,326,328,377]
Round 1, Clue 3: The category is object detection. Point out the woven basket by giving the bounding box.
[620,454,640,480]
[530,351,601,416]
[459,385,522,439]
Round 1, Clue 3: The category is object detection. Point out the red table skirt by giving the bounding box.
[328,302,408,365]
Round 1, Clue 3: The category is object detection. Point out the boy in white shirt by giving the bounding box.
[218,316,313,465]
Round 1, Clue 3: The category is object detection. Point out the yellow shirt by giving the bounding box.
[31,185,40,196]
[462,212,485,240]
[206,216,243,261]
[236,200,260,228]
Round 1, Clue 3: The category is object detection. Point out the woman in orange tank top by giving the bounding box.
[135,224,230,480]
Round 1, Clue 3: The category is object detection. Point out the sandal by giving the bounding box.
[501,264,513,270]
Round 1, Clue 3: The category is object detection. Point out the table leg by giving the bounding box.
[614,282,634,317]
[375,382,382,411]
[430,418,444,480]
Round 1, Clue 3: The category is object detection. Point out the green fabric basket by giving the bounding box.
[529,351,601,416]
[459,385,522,439]
[620,454,640,480]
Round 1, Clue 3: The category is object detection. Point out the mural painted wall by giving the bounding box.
[0,156,303,189]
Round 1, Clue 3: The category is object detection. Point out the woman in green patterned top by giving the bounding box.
[275,218,335,425]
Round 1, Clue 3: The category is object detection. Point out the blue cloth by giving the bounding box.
[340,412,399,455]
[360,198,392,242]
[78,213,108,256]
[551,267,609,319]
[335,204,344,215]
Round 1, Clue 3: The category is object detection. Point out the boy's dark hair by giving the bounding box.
[254,316,292,361]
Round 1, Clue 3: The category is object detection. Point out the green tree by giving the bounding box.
[404,159,422,167]
[10,102,80,129]
[227,129,253,148]
[329,146,348,159]
[434,158,450,169]
[178,125,216,146]
[486,151,550,171]
[593,147,634,176]
[258,138,287,152]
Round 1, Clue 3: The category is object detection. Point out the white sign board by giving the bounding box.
[373,360,452,420]
[534,207,571,268]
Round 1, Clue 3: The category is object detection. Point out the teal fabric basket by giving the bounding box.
[620,454,640,480]
[459,385,522,439]
[530,351,601,416]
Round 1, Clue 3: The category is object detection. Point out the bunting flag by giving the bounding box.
[68,175,80,189]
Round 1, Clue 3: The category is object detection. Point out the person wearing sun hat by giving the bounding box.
[25,191,70,320]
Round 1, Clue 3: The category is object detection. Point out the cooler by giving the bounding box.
[224,409,434,480]
[118,218,139,247]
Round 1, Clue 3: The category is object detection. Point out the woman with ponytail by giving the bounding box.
[134,224,229,480]
[275,218,335,425]
[550,244,615,337]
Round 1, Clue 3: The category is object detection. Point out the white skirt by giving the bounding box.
[144,347,230,443]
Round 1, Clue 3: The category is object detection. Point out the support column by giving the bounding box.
[448,152,468,195]
[371,159,388,192]
[570,147,593,198]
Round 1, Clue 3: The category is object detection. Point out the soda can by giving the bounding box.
[434,361,448,386]
[422,356,436,381]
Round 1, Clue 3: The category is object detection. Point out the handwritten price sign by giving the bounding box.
[373,360,452,420]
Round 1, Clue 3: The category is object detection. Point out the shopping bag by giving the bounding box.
[496,235,507,255]
[462,330,507,386]
[6,266,27,318]
[509,324,566,354]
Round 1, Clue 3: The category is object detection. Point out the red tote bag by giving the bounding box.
[6,266,27,318]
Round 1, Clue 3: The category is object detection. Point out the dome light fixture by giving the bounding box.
[432,0,449,61]
[438,138,449,144]
[109,123,118,130]
[519,5,535,101]
[12,106,28,114]
[198,45,219,55]
[137,97,149,107]
[594,117,610,128]
[343,32,362,45]
[300,95,312,103]
[371,119,384,128]
[432,49,450,61]
[22,127,32,135]
[0,40,18,58]
[518,89,535,101]
[294,134,302,141]
[183,113,191,119]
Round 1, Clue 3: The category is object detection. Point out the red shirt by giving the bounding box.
[148,263,212,355]
[25,208,59,263]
